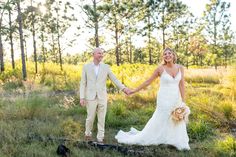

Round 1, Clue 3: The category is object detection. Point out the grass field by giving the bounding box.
[0,63,235,157]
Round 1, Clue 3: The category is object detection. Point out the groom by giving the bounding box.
[80,47,130,144]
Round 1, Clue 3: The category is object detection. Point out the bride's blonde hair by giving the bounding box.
[162,47,177,65]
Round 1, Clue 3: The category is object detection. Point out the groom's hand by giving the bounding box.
[123,88,132,95]
[128,89,135,95]
[122,88,130,95]
[80,99,86,107]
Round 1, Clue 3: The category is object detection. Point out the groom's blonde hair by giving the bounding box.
[162,47,177,65]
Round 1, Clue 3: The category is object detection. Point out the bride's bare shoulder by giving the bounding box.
[176,64,185,73]
[177,64,184,69]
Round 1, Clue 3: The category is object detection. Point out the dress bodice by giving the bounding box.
[159,69,181,87]
[157,68,182,110]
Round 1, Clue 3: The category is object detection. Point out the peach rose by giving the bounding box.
[171,104,190,124]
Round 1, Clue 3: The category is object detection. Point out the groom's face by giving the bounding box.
[93,49,104,62]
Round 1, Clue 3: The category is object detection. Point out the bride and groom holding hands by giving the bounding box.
[79,47,190,150]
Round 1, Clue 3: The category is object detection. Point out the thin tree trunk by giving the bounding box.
[31,0,38,73]
[213,13,218,70]
[41,31,46,72]
[0,7,5,72]
[0,0,11,72]
[148,13,152,64]
[9,9,15,69]
[24,39,28,61]
[125,38,129,62]
[41,32,46,63]
[0,20,4,71]
[32,27,37,73]
[51,33,57,63]
[93,0,99,47]
[17,1,27,80]
[114,11,119,66]
[56,8,63,70]
[129,34,132,64]
[162,8,165,50]
[0,27,4,72]
[57,29,62,70]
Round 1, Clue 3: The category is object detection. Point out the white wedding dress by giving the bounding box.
[115,68,190,150]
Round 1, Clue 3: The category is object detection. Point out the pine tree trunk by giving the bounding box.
[162,8,165,50]
[0,18,4,72]
[17,1,27,80]
[0,28,4,72]
[32,22,37,73]
[41,32,46,63]
[31,0,37,73]
[58,31,63,71]
[125,39,129,62]
[129,35,132,64]
[56,8,63,70]
[51,33,57,63]
[93,0,99,47]
[114,12,120,66]
[24,39,28,61]
[9,9,15,69]
[148,14,152,64]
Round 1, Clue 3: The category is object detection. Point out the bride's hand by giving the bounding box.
[127,89,136,95]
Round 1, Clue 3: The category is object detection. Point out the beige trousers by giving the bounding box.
[85,97,107,141]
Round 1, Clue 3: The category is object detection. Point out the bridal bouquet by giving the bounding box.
[171,102,190,124]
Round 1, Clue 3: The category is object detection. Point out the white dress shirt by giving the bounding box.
[93,62,100,77]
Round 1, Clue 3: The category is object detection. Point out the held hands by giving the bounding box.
[80,88,137,106]
[123,88,136,96]
[80,99,86,107]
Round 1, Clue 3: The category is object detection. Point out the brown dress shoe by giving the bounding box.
[85,135,92,141]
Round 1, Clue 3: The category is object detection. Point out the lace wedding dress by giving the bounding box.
[115,68,190,150]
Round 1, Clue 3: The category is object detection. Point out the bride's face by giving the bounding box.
[163,50,174,63]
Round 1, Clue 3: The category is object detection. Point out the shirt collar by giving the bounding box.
[92,62,101,66]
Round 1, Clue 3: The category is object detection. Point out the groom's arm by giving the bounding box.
[80,65,87,105]
[107,66,126,92]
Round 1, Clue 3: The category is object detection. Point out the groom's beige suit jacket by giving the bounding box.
[80,62,125,101]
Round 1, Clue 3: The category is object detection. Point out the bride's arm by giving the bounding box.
[132,66,162,93]
[179,65,185,102]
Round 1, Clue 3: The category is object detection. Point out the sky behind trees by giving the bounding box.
[66,0,236,54]
[1,0,236,60]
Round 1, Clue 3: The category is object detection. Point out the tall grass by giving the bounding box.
[185,68,224,84]
[0,63,236,156]
[215,135,236,156]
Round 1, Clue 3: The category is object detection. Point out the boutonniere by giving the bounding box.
[171,102,190,124]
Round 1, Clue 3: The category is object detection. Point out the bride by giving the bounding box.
[115,48,190,150]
